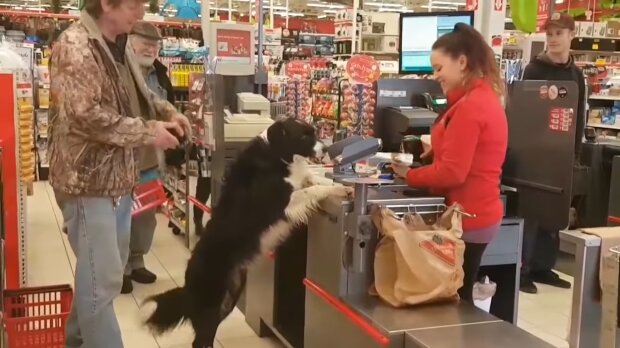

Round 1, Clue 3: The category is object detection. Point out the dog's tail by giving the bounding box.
[144,287,189,334]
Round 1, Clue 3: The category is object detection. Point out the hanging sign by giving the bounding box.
[494,0,504,11]
[346,55,381,85]
[286,61,311,79]
[466,0,478,11]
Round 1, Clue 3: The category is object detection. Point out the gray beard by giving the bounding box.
[135,56,155,68]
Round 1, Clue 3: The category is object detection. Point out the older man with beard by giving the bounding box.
[119,22,176,294]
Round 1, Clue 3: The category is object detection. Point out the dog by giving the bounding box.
[144,118,353,348]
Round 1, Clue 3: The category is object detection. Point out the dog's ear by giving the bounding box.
[266,120,287,144]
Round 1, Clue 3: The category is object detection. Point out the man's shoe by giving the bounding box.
[131,268,157,284]
[531,270,572,289]
[121,275,133,294]
[520,276,538,294]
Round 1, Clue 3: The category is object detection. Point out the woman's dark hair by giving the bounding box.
[432,23,504,97]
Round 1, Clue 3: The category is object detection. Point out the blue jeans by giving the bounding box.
[55,191,132,348]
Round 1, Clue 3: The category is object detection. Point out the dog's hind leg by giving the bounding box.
[219,267,248,319]
[191,308,221,348]
[191,269,248,348]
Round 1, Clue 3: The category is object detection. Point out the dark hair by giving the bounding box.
[85,0,147,18]
[432,23,504,97]
[85,0,122,18]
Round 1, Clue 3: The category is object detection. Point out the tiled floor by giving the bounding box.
[26,181,572,347]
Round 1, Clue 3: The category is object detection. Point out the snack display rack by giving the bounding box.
[286,77,311,123]
[1,72,30,290]
[310,77,340,144]
[339,80,376,137]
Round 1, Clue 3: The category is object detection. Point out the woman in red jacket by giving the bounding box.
[391,23,508,303]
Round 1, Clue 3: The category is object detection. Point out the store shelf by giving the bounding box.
[588,123,620,130]
[590,95,620,101]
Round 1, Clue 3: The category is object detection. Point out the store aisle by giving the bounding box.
[27,181,571,348]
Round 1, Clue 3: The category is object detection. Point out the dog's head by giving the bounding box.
[265,118,325,163]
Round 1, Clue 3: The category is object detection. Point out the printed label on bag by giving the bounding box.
[420,234,456,266]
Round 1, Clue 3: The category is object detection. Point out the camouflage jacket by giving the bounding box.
[48,11,177,197]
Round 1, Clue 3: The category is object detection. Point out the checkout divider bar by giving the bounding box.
[188,196,212,214]
[302,278,390,347]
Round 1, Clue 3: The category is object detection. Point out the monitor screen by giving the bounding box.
[399,12,474,74]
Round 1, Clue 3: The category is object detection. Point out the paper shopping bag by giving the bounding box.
[369,204,466,307]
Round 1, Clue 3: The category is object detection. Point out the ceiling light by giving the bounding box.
[274,11,303,17]
[308,3,345,8]
[323,9,337,13]
[431,1,466,5]
[378,7,413,12]
[420,4,459,10]
[365,2,406,7]
[555,0,565,3]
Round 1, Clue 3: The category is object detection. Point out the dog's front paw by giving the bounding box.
[330,185,354,200]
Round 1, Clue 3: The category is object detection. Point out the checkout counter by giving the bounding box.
[243,78,558,347]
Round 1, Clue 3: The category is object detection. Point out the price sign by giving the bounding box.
[286,61,311,79]
[346,55,381,85]
[466,0,478,11]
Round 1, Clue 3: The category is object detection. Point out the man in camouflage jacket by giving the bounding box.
[48,1,189,347]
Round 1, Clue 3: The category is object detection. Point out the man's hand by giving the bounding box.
[150,121,181,149]
[171,113,191,138]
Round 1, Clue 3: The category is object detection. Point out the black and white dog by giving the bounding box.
[144,118,352,348]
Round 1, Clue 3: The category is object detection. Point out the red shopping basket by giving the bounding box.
[3,284,73,348]
[132,179,168,217]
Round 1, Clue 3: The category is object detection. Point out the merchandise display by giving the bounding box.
[339,80,376,137]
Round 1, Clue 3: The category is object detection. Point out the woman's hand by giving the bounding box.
[391,161,410,179]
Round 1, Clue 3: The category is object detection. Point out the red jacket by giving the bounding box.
[406,79,507,231]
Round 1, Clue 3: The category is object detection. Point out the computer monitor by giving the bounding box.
[399,11,474,75]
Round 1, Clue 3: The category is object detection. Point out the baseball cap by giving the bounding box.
[131,22,163,41]
[544,12,576,31]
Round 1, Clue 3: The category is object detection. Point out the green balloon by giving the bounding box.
[510,0,538,33]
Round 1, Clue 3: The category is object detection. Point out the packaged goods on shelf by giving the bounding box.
[286,77,311,123]
[339,81,376,137]
[17,104,35,183]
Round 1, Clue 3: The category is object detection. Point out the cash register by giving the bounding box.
[373,79,444,153]
[224,93,273,142]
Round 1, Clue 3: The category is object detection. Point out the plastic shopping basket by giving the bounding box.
[3,284,73,348]
[132,179,168,217]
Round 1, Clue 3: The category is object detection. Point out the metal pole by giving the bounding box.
[352,0,359,52]
[258,0,264,68]
[428,0,432,12]
[228,0,232,20]
[200,0,210,47]
[269,0,274,29]
[285,0,289,27]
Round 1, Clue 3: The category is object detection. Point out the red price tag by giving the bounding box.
[346,55,381,85]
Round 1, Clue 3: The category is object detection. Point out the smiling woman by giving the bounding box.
[391,23,508,308]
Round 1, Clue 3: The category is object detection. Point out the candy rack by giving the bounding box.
[310,77,340,144]
[339,80,376,137]
[286,77,311,123]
